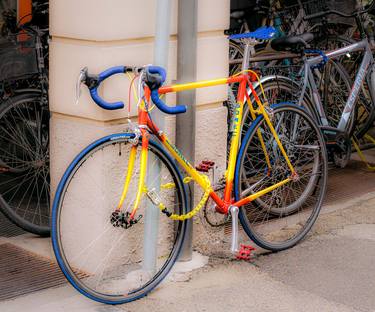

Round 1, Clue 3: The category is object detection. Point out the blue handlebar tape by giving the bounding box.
[98,66,126,82]
[90,88,124,110]
[150,89,186,115]
[89,66,126,110]
[147,66,167,83]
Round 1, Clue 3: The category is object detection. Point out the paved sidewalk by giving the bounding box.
[1,191,375,312]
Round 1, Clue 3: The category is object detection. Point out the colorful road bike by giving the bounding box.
[51,27,327,304]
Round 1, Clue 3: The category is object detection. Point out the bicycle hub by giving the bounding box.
[110,210,142,229]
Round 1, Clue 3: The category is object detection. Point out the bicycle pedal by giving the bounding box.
[236,244,256,261]
[196,160,215,172]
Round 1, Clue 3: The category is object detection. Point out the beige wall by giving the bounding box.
[49,0,231,255]
[49,0,229,121]
[50,0,230,185]
[49,36,228,120]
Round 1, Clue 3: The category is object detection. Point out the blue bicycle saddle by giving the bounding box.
[228,26,276,41]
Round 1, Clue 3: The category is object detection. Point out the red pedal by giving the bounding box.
[196,160,215,172]
[196,164,209,172]
[236,244,255,261]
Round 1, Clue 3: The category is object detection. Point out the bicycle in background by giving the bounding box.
[0,2,50,236]
[244,7,375,169]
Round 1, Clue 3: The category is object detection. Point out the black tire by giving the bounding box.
[235,104,328,251]
[52,133,188,304]
[0,92,50,236]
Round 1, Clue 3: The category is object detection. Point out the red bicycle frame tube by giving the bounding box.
[137,74,250,215]
[136,72,292,215]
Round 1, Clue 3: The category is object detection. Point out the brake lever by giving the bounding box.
[75,67,88,105]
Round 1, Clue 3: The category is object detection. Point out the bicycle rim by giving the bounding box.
[52,133,187,304]
[236,104,327,251]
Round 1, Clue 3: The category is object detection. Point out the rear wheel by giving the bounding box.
[52,133,187,304]
[235,104,327,251]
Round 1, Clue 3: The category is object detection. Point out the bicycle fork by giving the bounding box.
[116,130,149,220]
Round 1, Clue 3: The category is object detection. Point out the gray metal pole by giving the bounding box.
[143,0,172,272]
[152,0,172,127]
[176,0,198,261]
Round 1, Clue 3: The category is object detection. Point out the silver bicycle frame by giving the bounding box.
[301,39,375,132]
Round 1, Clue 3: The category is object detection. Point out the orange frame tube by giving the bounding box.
[17,0,32,25]
[131,72,294,217]
[17,0,32,42]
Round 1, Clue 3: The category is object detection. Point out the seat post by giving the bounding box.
[241,39,257,72]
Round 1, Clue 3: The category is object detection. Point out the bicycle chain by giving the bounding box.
[158,174,212,221]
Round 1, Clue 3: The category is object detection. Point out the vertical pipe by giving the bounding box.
[143,0,172,273]
[176,0,198,261]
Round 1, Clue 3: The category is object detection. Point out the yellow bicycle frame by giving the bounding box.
[118,72,295,217]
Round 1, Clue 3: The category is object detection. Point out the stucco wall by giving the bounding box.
[49,0,231,256]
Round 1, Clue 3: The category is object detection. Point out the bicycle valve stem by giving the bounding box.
[229,205,239,254]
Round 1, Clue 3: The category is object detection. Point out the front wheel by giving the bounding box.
[235,104,327,251]
[52,133,188,304]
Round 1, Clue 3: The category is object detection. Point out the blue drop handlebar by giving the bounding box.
[146,66,187,115]
[89,66,126,110]
[87,65,187,114]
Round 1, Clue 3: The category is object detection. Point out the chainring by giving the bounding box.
[202,184,230,228]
